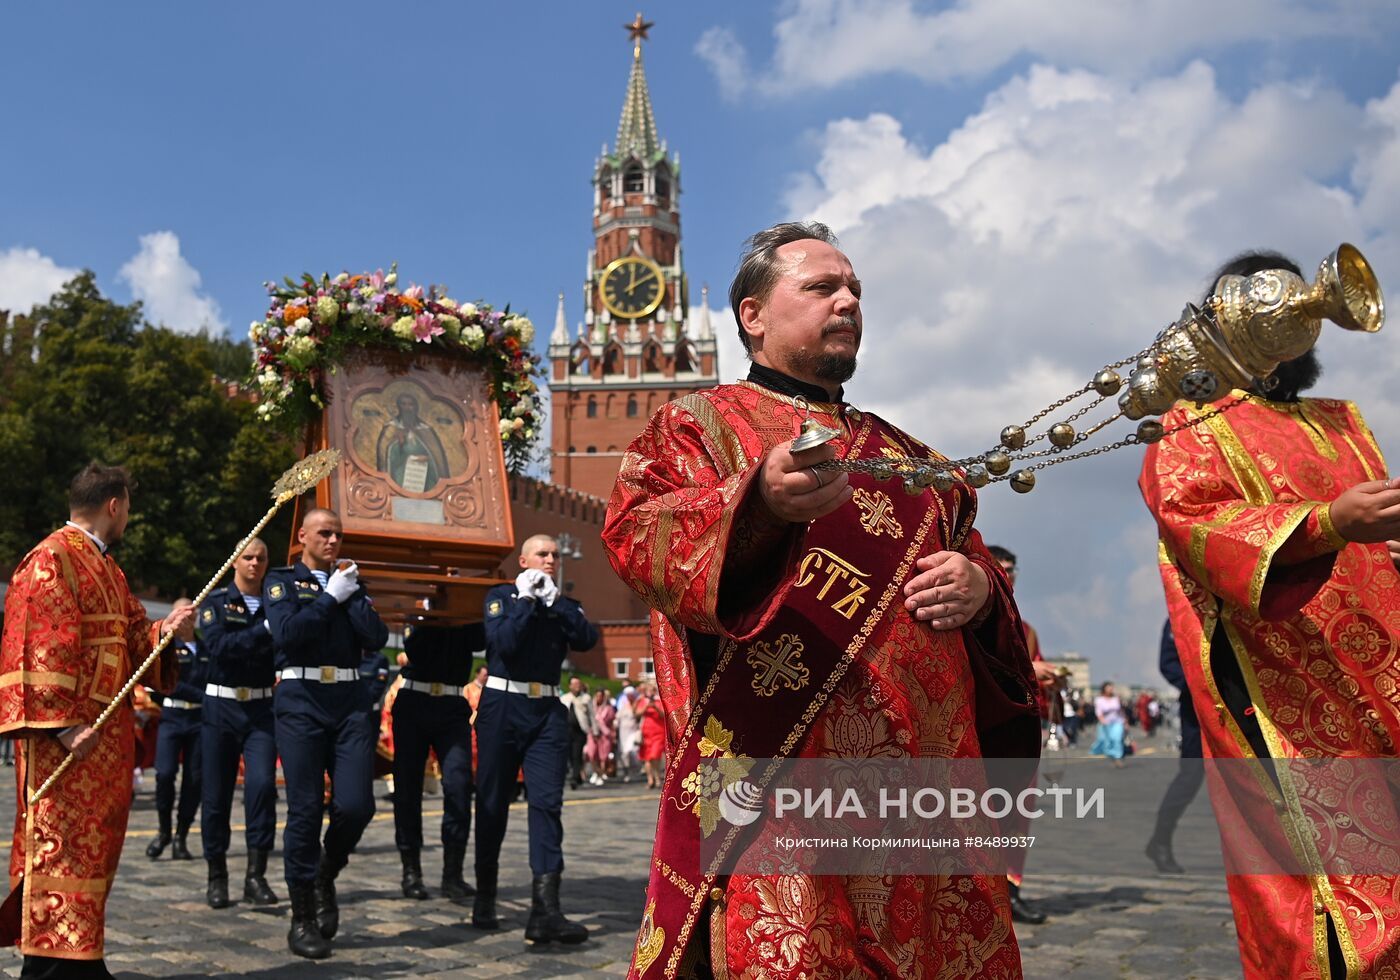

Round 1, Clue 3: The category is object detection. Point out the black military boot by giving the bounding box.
[524,872,588,945]
[287,881,331,960]
[244,848,279,905]
[440,842,475,905]
[1008,881,1047,925]
[205,855,230,909]
[314,853,345,940]
[471,866,499,930]
[400,849,429,900]
[145,813,172,859]
[170,832,193,861]
[1145,836,1184,874]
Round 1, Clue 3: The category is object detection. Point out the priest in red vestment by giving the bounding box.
[0,463,188,979]
[1141,251,1400,980]
[604,222,1040,979]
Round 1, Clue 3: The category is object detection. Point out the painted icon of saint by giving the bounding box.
[375,393,452,493]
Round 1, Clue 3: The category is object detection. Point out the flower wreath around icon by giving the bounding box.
[249,264,544,472]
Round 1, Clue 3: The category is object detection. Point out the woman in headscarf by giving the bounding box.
[586,688,616,785]
[614,685,640,783]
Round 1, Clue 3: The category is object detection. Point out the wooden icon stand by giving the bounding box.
[289,346,515,625]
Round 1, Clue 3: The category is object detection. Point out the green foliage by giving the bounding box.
[0,272,298,595]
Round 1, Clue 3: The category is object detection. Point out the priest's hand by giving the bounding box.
[58,724,99,760]
[160,603,196,640]
[1327,478,1400,544]
[904,551,990,630]
[759,441,851,523]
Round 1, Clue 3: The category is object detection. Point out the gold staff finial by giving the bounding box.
[626,12,654,58]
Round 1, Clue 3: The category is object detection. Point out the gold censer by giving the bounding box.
[811,244,1384,494]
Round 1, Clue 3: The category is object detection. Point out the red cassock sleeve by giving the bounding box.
[1139,404,1345,622]
[602,399,805,643]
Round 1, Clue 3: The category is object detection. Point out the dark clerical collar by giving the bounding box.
[746,363,843,404]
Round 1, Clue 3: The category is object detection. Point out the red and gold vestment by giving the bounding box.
[1141,392,1400,979]
[0,527,175,960]
[604,382,1039,979]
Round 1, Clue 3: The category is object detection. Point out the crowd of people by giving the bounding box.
[2,223,1397,978]
[561,678,667,789]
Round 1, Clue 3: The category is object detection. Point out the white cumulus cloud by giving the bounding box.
[118,231,227,335]
[780,62,1400,683]
[701,0,1400,96]
[0,247,79,315]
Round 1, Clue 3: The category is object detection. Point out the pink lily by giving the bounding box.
[413,313,443,342]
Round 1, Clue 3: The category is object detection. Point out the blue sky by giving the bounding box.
[5,1,1400,684]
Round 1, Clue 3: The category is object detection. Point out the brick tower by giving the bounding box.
[547,15,719,501]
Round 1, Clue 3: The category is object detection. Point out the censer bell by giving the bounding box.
[790,416,841,452]
[790,398,842,452]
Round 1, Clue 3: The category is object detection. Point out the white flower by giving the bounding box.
[459,302,477,317]
[286,335,316,361]
[315,295,339,324]
[384,272,398,286]
[511,402,530,417]
[293,316,312,335]
[439,298,457,309]
[498,418,514,436]
[461,323,485,350]
[334,272,349,284]
[392,316,416,340]
[511,315,535,345]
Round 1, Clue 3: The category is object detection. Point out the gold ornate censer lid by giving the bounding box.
[815,244,1384,495]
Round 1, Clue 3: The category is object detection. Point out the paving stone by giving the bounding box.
[0,737,1247,978]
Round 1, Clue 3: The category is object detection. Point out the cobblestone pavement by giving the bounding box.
[0,733,1244,979]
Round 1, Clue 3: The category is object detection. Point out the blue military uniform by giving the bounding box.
[473,582,598,938]
[392,623,483,904]
[265,561,387,952]
[147,634,210,860]
[197,585,280,907]
[359,650,390,726]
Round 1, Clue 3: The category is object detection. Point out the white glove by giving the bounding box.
[326,563,359,603]
[514,568,550,599]
[538,576,560,607]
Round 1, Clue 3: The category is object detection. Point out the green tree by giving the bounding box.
[0,273,297,594]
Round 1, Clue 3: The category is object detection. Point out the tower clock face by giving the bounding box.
[600,256,665,319]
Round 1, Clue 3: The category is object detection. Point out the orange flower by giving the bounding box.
[401,296,424,312]
[283,303,309,325]
[347,275,364,286]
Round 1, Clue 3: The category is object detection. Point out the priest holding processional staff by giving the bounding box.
[0,464,194,980]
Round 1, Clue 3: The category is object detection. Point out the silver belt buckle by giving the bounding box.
[320,666,337,684]
[236,687,250,702]
[430,682,444,696]
[528,682,542,698]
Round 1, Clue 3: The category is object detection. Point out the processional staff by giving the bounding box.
[27,449,342,806]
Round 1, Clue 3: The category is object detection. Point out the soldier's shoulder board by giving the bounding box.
[268,582,288,602]
[200,606,216,625]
